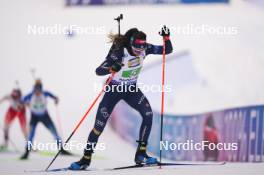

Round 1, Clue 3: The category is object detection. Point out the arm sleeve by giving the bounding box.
[44,91,57,100]
[95,59,114,76]
[0,95,10,103]
[145,39,173,55]
[95,45,123,76]
[23,93,33,103]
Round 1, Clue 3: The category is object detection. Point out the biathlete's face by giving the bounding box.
[11,91,21,100]
[34,89,42,96]
[131,45,146,56]
[131,38,147,56]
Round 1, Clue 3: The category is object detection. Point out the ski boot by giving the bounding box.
[20,149,29,160]
[134,141,158,165]
[69,153,92,170]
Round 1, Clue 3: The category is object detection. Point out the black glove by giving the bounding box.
[159,25,170,37]
[110,62,123,72]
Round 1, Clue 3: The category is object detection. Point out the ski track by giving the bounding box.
[0,126,264,175]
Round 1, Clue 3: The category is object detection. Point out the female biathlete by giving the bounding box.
[70,26,173,170]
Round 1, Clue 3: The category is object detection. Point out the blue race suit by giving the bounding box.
[23,91,61,149]
[85,39,173,154]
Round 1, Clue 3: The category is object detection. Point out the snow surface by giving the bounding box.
[0,0,264,174]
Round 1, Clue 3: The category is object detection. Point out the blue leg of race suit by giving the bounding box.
[28,125,37,143]
[84,85,153,155]
[41,113,61,142]
[124,89,153,142]
[27,115,39,150]
[85,89,122,154]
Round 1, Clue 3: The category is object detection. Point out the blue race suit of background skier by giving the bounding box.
[70,26,172,170]
[20,80,71,159]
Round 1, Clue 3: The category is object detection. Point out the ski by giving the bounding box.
[25,167,96,173]
[113,161,226,170]
[47,167,91,172]
[24,168,69,173]
[25,162,225,173]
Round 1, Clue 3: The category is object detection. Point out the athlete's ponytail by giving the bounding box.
[107,32,126,48]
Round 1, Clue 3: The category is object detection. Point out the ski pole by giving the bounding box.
[159,37,166,167]
[15,80,20,89]
[30,67,37,80]
[45,73,115,171]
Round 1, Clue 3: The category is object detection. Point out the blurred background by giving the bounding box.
[0,0,264,174]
